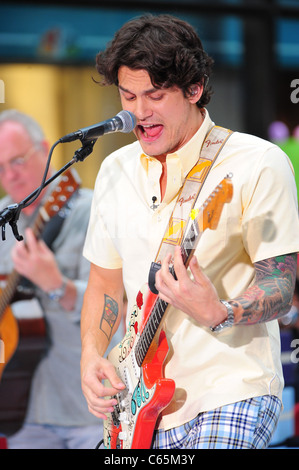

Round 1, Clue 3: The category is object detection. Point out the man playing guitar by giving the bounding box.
[81,15,299,449]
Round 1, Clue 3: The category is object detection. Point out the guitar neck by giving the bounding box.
[135,217,201,367]
[135,297,168,367]
[180,216,201,266]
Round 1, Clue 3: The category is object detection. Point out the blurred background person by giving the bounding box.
[0,109,117,449]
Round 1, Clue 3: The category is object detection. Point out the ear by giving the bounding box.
[40,139,50,157]
[188,84,204,104]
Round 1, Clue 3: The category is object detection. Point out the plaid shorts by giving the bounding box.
[152,395,281,449]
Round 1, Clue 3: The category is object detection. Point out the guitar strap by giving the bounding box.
[40,188,79,250]
[148,125,233,293]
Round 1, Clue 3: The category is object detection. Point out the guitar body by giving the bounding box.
[104,284,175,449]
[0,303,19,380]
[0,303,47,435]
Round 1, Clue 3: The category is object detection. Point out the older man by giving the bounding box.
[0,110,119,449]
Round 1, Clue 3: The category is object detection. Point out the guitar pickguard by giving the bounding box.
[117,301,140,364]
[105,361,157,449]
[131,373,151,416]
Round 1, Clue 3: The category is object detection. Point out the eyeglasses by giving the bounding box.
[0,146,38,176]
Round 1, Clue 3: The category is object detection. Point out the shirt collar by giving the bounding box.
[140,108,214,178]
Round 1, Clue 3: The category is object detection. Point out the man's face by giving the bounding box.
[0,121,48,209]
[118,66,203,161]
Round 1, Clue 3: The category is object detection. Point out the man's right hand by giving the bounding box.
[81,349,125,419]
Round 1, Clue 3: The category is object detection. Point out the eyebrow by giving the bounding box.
[118,85,161,95]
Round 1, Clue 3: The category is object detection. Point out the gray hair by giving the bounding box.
[0,109,45,144]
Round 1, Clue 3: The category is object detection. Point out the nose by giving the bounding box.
[132,98,153,122]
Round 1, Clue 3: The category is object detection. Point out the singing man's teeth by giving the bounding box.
[142,124,155,138]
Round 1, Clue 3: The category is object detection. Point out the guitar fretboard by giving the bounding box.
[135,216,201,367]
[135,297,168,367]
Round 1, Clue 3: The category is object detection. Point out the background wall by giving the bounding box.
[0,63,135,189]
[0,0,298,191]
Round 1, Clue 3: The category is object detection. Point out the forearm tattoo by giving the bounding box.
[100,294,119,340]
[231,253,297,325]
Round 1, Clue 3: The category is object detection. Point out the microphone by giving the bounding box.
[59,110,136,143]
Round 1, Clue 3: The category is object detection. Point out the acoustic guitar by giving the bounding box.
[0,168,80,380]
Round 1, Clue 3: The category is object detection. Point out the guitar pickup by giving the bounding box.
[111,395,121,426]
[123,366,134,394]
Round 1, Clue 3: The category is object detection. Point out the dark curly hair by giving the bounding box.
[95,14,214,108]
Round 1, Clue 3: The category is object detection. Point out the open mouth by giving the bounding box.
[138,124,163,141]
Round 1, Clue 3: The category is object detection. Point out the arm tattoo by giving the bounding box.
[231,253,297,325]
[100,294,119,340]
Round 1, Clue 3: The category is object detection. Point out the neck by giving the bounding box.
[160,160,167,201]
[158,109,205,202]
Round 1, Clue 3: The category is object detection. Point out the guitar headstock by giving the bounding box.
[191,174,233,232]
[41,169,81,220]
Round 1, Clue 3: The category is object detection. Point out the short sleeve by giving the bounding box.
[242,146,299,262]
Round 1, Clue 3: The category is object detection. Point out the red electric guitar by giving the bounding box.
[103,174,233,449]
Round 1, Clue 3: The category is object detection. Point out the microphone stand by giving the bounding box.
[0,138,96,242]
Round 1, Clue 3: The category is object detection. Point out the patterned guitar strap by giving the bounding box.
[148,125,233,293]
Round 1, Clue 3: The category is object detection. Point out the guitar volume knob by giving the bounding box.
[118,431,127,441]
